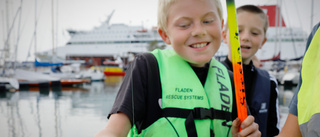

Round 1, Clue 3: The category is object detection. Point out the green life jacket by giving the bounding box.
[298,24,320,136]
[129,49,233,137]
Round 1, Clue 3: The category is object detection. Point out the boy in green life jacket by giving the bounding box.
[221,5,280,137]
[95,0,261,136]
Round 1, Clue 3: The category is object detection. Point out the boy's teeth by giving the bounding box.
[241,46,250,49]
[191,43,207,48]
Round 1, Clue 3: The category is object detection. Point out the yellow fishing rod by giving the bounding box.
[226,0,248,127]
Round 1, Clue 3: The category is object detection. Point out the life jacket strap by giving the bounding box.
[162,107,232,121]
[162,107,232,137]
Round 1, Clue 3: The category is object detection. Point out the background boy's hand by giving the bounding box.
[231,115,261,137]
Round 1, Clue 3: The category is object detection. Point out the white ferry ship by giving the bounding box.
[38,5,308,68]
[37,11,166,66]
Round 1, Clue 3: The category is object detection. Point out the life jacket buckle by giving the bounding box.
[193,108,213,119]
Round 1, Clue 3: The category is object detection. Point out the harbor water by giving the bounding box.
[0,76,296,137]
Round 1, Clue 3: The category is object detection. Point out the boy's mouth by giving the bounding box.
[240,45,251,50]
[190,42,209,48]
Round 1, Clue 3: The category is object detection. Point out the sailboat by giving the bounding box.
[9,0,92,89]
[0,0,23,91]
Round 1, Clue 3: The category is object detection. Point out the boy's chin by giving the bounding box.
[188,59,211,67]
[241,57,252,64]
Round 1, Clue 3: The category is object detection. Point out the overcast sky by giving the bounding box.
[0,0,319,61]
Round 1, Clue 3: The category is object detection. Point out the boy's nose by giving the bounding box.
[240,31,250,42]
[191,24,206,37]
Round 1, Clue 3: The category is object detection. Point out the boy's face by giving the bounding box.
[158,0,223,67]
[223,11,267,65]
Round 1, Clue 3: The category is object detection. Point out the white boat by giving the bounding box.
[40,63,83,79]
[13,69,60,81]
[280,62,301,85]
[13,69,91,88]
[40,64,104,81]
[0,77,19,90]
[281,71,299,85]
[80,67,105,81]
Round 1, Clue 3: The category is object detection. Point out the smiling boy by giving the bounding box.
[95,1,261,137]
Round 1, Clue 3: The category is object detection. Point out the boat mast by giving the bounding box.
[56,0,59,60]
[34,0,37,58]
[0,8,5,74]
[275,1,279,57]
[6,0,10,52]
[13,0,23,71]
[310,0,314,30]
[1,11,4,47]
[1,11,4,62]
[1,0,11,72]
[34,0,37,71]
[52,0,55,57]
[1,0,22,74]
[278,0,282,59]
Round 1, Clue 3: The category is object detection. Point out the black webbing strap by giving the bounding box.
[162,108,232,120]
[186,112,198,137]
[162,107,232,137]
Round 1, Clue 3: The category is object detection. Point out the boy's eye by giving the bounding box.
[251,31,260,36]
[203,19,214,24]
[176,20,191,28]
[179,24,190,28]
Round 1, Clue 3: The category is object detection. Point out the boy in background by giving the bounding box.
[221,5,280,137]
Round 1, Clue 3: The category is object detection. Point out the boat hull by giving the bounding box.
[19,79,91,87]
[103,71,125,76]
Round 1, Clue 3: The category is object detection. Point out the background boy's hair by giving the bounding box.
[224,5,269,34]
[157,0,223,33]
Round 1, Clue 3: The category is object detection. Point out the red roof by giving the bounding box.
[259,5,286,27]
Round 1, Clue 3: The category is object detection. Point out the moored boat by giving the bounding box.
[0,77,19,91]
[103,62,125,76]
[19,79,91,87]
[81,67,105,81]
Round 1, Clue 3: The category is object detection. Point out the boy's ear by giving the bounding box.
[221,19,224,30]
[260,37,267,49]
[221,19,228,44]
[222,30,228,44]
[158,28,171,44]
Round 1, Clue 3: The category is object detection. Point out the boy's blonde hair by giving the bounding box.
[157,0,223,33]
[225,5,269,34]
